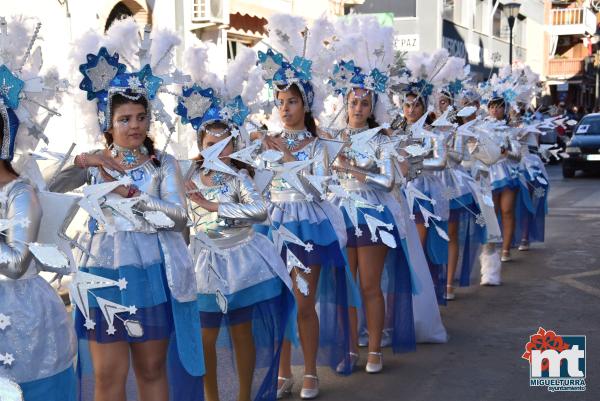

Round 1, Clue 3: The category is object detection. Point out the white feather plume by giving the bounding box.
[150,27,180,74]
[101,18,140,68]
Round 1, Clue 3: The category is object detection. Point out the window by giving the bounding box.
[345,0,416,17]
[227,36,252,61]
[443,0,468,27]
[473,0,485,32]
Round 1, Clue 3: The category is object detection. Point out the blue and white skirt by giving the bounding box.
[0,275,77,401]
[404,175,449,304]
[254,199,357,375]
[73,231,204,401]
[330,187,417,354]
[514,153,548,245]
[192,232,295,401]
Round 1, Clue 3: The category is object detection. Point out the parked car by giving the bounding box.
[562,113,600,177]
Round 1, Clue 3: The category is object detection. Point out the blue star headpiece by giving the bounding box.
[175,84,250,131]
[0,64,25,161]
[329,60,388,96]
[79,47,163,132]
[257,48,314,112]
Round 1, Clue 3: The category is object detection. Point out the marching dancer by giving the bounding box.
[50,19,204,401]
[324,16,416,373]
[433,62,487,299]
[0,16,77,401]
[253,14,356,399]
[177,42,294,401]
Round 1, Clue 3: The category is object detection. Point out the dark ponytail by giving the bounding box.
[367,116,379,129]
[2,160,18,177]
[0,115,18,176]
[304,111,317,136]
[106,93,160,167]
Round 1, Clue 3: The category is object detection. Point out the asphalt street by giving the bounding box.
[290,164,600,401]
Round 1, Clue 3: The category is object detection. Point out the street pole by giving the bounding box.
[508,15,515,67]
[594,51,600,109]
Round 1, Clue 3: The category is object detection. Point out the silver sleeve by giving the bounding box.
[422,135,448,171]
[447,133,465,164]
[136,157,188,232]
[363,146,395,192]
[507,138,522,162]
[218,170,267,222]
[297,139,329,197]
[47,164,88,193]
[0,183,42,279]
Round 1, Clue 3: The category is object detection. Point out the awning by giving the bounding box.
[230,0,291,20]
[229,12,266,37]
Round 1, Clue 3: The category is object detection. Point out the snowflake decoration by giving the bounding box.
[84,319,96,330]
[305,193,314,202]
[363,75,375,89]
[533,187,546,199]
[117,278,128,290]
[1,352,15,367]
[304,242,314,253]
[355,227,363,237]
[284,68,296,81]
[127,76,142,90]
[376,205,385,212]
[295,151,309,161]
[0,313,10,330]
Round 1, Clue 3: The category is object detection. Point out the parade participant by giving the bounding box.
[433,62,487,300]
[50,19,204,401]
[478,67,524,263]
[396,50,458,303]
[509,67,548,251]
[0,16,77,401]
[176,42,294,401]
[456,90,504,286]
[324,16,416,373]
[254,14,356,399]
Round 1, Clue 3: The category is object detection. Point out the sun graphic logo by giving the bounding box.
[522,327,586,392]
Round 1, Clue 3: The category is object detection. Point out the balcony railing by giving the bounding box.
[548,7,597,36]
[547,58,585,79]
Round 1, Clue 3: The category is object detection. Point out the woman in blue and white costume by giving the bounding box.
[433,65,487,300]
[0,16,77,400]
[50,20,204,401]
[396,50,457,304]
[323,16,415,374]
[514,113,549,251]
[456,90,505,286]
[253,14,356,399]
[478,66,523,263]
[507,66,548,252]
[176,42,294,401]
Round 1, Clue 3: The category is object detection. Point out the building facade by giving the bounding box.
[545,0,600,110]
[348,0,546,83]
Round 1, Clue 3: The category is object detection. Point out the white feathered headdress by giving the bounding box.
[175,38,263,143]
[257,14,336,117]
[71,18,189,144]
[478,63,540,111]
[324,15,395,125]
[0,15,68,162]
[398,49,466,106]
